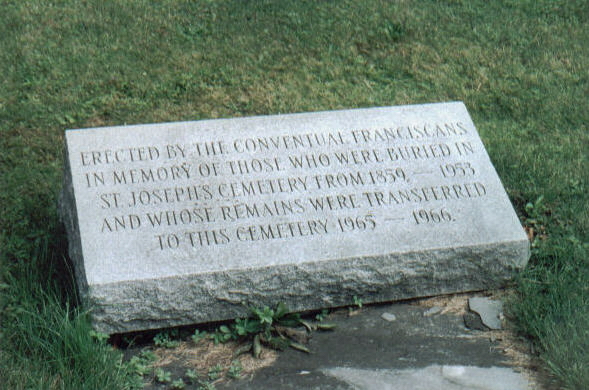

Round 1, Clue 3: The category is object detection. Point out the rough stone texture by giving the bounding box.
[59,102,529,333]
[469,297,504,330]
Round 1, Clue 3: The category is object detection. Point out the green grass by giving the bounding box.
[1,0,587,388]
[0,234,139,389]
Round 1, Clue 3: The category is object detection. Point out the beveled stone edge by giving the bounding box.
[88,238,529,334]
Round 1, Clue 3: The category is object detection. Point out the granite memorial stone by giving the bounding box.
[59,102,530,334]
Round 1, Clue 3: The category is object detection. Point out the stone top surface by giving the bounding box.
[64,102,528,286]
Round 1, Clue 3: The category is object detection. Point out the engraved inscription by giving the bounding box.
[73,118,492,253]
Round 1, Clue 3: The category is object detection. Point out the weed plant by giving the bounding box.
[203,302,333,356]
[1,0,587,388]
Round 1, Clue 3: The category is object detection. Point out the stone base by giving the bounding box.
[88,242,527,334]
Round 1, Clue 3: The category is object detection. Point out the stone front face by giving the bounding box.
[59,102,529,334]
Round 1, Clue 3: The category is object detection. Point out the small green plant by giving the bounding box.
[208,302,336,357]
[207,364,223,381]
[226,360,243,379]
[252,306,275,325]
[191,329,208,343]
[139,349,158,362]
[348,296,364,315]
[522,195,550,251]
[198,382,216,390]
[185,368,199,384]
[154,368,172,383]
[89,330,109,343]
[128,356,151,376]
[524,195,547,221]
[234,317,261,336]
[210,325,236,344]
[153,330,180,348]
[315,309,329,322]
[171,378,186,389]
[128,349,158,378]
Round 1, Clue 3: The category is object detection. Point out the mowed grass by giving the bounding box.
[1,0,587,388]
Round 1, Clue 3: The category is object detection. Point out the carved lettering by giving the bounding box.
[81,146,160,165]
[71,116,498,253]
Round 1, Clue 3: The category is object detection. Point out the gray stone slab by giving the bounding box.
[469,297,504,330]
[59,102,530,334]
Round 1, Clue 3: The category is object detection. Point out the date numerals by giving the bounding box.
[337,215,376,232]
[412,208,453,224]
[368,168,407,184]
[440,162,475,177]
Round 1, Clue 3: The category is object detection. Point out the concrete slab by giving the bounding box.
[214,302,535,390]
[322,366,530,390]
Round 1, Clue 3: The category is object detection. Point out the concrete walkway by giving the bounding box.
[218,299,537,390]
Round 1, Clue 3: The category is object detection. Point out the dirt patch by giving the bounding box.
[409,292,471,315]
[151,339,278,384]
[489,328,552,389]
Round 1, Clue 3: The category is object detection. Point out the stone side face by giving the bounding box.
[59,143,90,299]
[60,102,530,334]
[90,241,529,334]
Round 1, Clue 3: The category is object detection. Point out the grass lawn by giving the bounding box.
[1,0,587,389]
